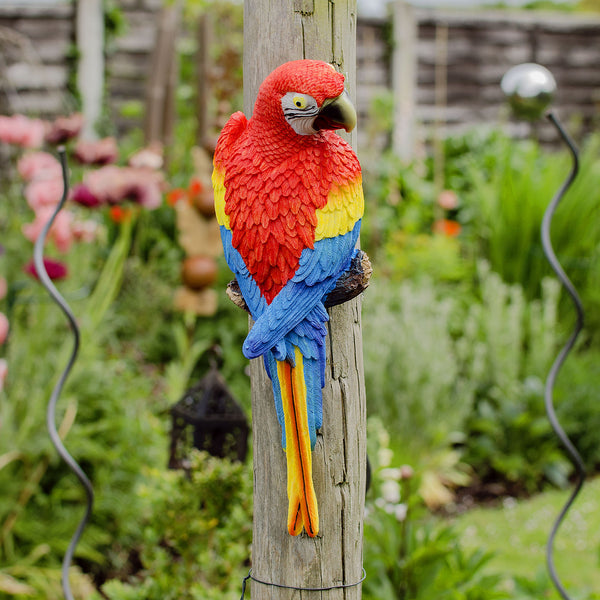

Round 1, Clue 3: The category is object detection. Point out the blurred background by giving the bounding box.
[1,0,599,598]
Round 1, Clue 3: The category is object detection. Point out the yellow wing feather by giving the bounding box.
[211,166,230,229]
[314,175,364,241]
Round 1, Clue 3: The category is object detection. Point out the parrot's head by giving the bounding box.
[253,59,357,137]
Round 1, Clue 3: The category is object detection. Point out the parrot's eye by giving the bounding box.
[293,95,308,109]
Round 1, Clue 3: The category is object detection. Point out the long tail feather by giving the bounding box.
[276,350,319,537]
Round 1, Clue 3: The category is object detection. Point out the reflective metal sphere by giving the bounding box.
[501,63,557,120]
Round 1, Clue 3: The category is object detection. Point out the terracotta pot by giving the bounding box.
[181,255,218,290]
[193,188,216,218]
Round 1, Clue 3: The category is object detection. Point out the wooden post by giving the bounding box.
[244,1,366,598]
[392,0,417,162]
[144,2,181,146]
[76,0,104,140]
[433,23,448,197]
[195,12,213,150]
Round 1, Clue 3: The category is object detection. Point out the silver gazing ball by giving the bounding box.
[501,63,557,120]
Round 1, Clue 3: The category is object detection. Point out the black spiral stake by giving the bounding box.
[541,112,586,600]
[501,64,588,600]
[33,147,94,600]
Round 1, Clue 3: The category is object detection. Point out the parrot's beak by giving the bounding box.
[313,90,357,133]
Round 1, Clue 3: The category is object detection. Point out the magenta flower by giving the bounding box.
[45,113,84,144]
[0,359,7,393]
[0,313,8,346]
[70,183,103,208]
[0,114,46,148]
[17,151,62,182]
[74,137,118,165]
[24,257,68,281]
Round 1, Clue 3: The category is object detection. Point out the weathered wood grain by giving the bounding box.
[244,2,366,598]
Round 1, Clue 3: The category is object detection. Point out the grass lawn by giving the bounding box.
[451,477,600,598]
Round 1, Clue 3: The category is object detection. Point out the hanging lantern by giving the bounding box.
[168,364,249,469]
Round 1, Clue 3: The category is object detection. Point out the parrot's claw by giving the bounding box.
[227,249,372,313]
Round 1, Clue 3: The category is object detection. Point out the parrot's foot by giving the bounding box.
[323,249,372,308]
[227,249,372,312]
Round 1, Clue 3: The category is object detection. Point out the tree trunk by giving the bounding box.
[244,2,366,598]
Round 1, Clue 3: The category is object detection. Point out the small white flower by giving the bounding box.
[378,448,393,468]
[380,467,402,481]
[381,480,401,504]
[394,503,408,522]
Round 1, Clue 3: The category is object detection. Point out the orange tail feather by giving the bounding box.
[277,352,319,537]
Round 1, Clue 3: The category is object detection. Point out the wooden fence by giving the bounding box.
[1,1,599,154]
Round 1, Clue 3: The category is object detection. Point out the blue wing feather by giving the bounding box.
[220,226,267,319]
[243,220,361,360]
[222,219,361,454]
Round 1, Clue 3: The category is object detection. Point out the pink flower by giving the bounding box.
[24,257,68,281]
[119,169,163,209]
[82,165,164,210]
[70,183,103,208]
[0,313,8,345]
[437,190,459,211]
[74,137,118,165]
[23,208,74,253]
[45,113,84,144]
[0,277,6,301]
[17,152,62,182]
[0,114,46,148]
[128,143,163,170]
[24,177,64,211]
[0,359,7,392]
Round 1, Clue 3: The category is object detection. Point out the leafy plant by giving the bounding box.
[363,276,471,456]
[363,260,571,495]
[458,131,600,340]
[462,377,572,493]
[95,450,252,600]
[363,422,506,600]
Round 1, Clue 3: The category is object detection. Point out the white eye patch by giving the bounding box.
[281,92,320,135]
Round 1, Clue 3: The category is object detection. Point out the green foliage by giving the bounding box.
[0,122,249,596]
[0,224,166,594]
[362,153,436,265]
[462,377,572,493]
[167,1,243,184]
[96,451,252,600]
[456,131,600,338]
[363,425,506,600]
[454,477,600,596]
[363,277,473,458]
[554,348,600,471]
[362,259,578,494]
[364,129,600,340]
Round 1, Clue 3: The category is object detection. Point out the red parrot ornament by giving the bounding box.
[212,59,364,537]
